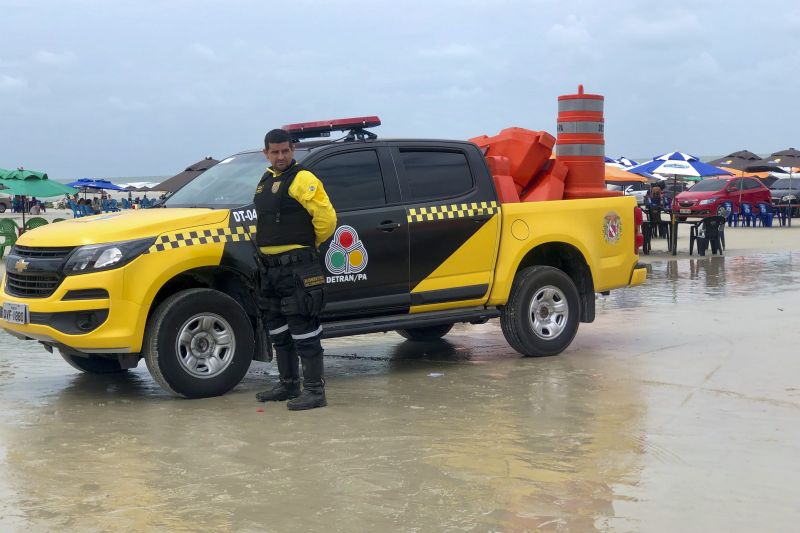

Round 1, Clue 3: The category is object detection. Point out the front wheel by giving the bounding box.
[500,266,581,357]
[144,288,254,398]
[397,323,454,342]
[60,352,128,373]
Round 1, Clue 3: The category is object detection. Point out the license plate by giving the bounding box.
[680,209,691,214]
[2,302,29,325]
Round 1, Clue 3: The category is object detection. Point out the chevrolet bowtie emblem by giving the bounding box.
[14,259,29,273]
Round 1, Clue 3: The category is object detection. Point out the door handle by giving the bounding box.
[377,221,401,232]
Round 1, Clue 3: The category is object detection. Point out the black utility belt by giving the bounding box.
[261,247,318,267]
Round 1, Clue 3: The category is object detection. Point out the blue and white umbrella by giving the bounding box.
[615,156,639,168]
[630,152,732,257]
[627,152,731,179]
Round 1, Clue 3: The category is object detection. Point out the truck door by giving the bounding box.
[392,143,500,311]
[308,147,410,318]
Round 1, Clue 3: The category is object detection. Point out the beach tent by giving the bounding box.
[155,157,219,193]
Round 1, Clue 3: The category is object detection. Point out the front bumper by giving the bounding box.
[0,268,143,353]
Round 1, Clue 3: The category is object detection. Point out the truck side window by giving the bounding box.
[399,150,473,202]
[311,150,386,211]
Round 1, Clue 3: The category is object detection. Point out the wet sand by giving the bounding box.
[0,222,799,531]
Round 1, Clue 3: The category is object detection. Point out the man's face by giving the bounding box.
[264,141,295,172]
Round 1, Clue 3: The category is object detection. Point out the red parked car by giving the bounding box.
[674,176,771,217]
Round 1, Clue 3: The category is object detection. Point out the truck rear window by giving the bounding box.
[399,150,473,202]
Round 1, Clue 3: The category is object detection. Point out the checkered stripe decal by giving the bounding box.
[407,201,499,223]
[145,225,257,254]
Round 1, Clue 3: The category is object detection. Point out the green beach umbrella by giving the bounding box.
[0,178,77,197]
[0,168,12,179]
[0,168,77,232]
[3,168,49,181]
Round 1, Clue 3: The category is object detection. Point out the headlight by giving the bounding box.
[782,195,797,202]
[698,198,718,206]
[64,238,155,274]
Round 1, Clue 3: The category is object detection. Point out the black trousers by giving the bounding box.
[257,249,325,383]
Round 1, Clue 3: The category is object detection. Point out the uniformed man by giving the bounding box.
[254,128,337,410]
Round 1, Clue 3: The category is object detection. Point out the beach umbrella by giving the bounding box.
[605,164,647,183]
[628,153,732,256]
[155,157,219,193]
[0,169,77,231]
[66,178,124,191]
[627,152,731,180]
[615,156,639,168]
[756,149,800,198]
[707,150,763,171]
[760,148,800,170]
[0,168,12,179]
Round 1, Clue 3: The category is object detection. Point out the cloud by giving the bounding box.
[417,44,478,58]
[619,10,703,46]
[188,43,220,61]
[0,74,28,91]
[33,50,77,66]
[107,96,147,111]
[546,15,591,46]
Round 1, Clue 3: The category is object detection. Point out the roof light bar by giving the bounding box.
[283,116,381,142]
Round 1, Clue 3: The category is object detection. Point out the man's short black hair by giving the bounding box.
[264,128,292,148]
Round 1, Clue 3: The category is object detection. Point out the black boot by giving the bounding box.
[256,348,300,402]
[287,356,327,410]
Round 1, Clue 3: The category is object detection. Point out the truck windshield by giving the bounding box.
[165,150,308,208]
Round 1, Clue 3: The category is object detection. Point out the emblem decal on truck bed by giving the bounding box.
[603,212,622,244]
[325,225,368,282]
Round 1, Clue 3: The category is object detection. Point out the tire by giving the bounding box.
[144,288,254,398]
[397,323,454,342]
[60,352,128,373]
[716,205,728,217]
[0,204,6,213]
[500,266,580,357]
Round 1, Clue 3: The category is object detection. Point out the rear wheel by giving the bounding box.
[60,352,128,374]
[0,204,6,213]
[144,288,254,398]
[501,266,580,357]
[397,323,454,342]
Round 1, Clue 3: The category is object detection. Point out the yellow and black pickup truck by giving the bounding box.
[0,136,646,398]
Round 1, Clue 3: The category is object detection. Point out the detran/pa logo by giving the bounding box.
[325,225,368,282]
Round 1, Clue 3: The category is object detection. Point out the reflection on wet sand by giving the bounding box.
[0,251,798,531]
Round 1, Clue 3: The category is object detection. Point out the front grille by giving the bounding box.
[12,245,75,259]
[679,201,695,208]
[5,272,62,298]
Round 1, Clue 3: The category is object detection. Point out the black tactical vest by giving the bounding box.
[253,162,316,248]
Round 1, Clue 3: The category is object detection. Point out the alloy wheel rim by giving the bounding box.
[175,313,236,378]
[528,285,568,340]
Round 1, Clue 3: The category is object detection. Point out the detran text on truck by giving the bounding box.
[0,86,647,398]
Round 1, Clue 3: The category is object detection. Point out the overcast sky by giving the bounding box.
[1,0,798,179]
